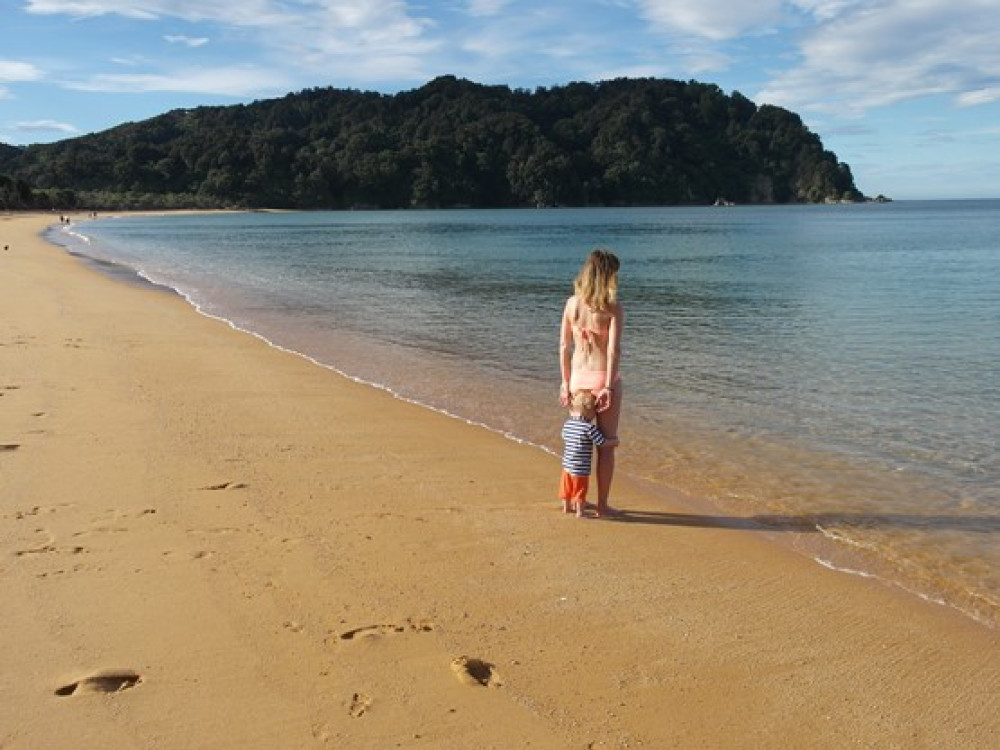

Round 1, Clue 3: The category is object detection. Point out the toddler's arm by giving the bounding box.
[590,423,619,448]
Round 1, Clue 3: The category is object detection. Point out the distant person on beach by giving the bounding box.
[560,390,618,517]
[559,249,624,517]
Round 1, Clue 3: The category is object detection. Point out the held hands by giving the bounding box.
[560,383,614,411]
[596,387,613,412]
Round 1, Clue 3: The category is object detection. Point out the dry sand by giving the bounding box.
[2,212,998,750]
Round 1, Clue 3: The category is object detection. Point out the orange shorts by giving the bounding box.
[559,471,589,502]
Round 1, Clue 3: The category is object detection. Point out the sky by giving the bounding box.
[2,0,999,200]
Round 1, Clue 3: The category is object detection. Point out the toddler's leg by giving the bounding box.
[575,476,591,518]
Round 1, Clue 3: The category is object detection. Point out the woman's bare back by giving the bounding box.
[565,295,615,372]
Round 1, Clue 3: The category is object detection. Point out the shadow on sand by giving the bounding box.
[603,509,1000,534]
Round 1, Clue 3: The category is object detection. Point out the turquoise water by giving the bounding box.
[55,202,1000,626]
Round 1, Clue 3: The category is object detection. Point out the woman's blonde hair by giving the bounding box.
[574,249,620,312]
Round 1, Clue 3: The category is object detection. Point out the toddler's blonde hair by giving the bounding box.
[571,390,597,415]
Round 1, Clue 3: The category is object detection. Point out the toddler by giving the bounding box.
[559,390,619,518]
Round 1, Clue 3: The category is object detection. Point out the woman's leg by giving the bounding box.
[595,384,622,515]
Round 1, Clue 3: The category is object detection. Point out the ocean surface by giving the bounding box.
[52,202,1000,627]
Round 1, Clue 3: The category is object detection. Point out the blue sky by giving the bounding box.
[2,0,999,199]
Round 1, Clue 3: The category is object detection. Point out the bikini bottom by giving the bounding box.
[569,371,621,395]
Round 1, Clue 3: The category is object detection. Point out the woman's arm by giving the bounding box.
[598,302,624,410]
[559,297,575,405]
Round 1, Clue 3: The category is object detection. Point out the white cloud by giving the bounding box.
[110,55,150,66]
[0,60,45,82]
[13,119,79,134]
[164,35,209,47]
[757,1,1000,116]
[957,88,1000,107]
[270,6,439,83]
[632,1,1000,120]
[299,1,436,51]
[788,1,867,22]
[455,8,562,62]
[637,0,785,41]
[65,66,293,96]
[27,1,442,81]
[23,1,444,89]
[23,0,433,36]
[24,1,287,25]
[0,62,43,100]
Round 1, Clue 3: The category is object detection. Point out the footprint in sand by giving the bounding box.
[10,503,74,521]
[199,481,248,491]
[15,528,85,557]
[55,669,142,697]
[73,525,128,538]
[16,544,85,557]
[336,618,435,642]
[337,624,407,641]
[450,656,502,688]
[1,444,21,453]
[348,692,373,718]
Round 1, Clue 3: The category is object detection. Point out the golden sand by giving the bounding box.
[1,212,997,749]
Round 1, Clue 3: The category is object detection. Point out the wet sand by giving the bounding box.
[2,212,997,750]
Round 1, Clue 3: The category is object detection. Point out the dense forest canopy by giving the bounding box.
[0,75,863,210]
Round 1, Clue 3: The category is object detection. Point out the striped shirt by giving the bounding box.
[561,416,608,476]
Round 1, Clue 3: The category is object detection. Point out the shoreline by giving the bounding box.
[56,221,557,456]
[51,217,906,614]
[3,211,999,749]
[57,210,1000,630]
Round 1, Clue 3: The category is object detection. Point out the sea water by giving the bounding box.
[52,202,1000,627]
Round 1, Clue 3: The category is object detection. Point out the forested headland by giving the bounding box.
[0,75,863,210]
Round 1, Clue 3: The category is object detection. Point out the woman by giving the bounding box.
[559,249,623,517]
